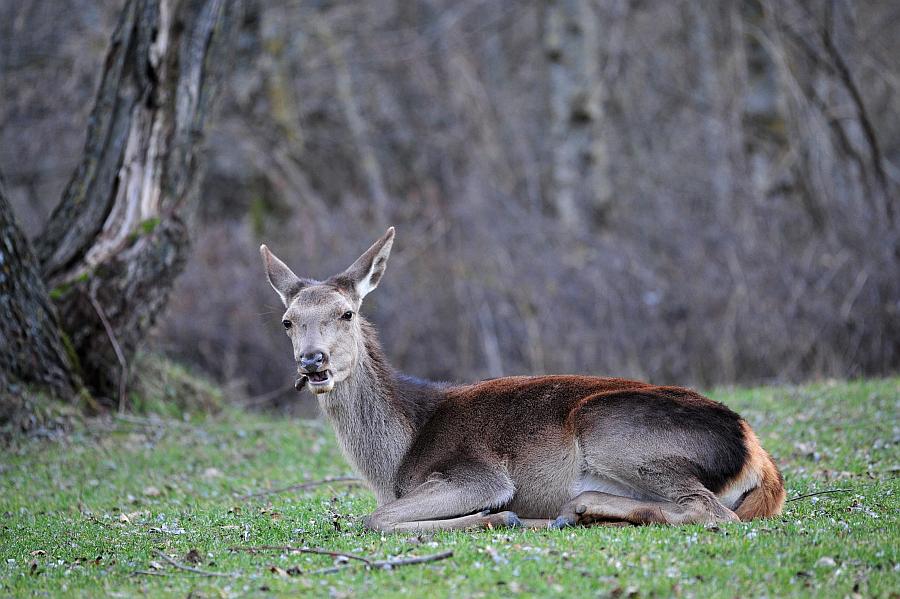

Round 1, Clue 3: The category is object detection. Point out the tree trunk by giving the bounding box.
[544,0,611,231]
[0,174,83,406]
[17,0,238,405]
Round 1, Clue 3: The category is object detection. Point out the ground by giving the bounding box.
[1,378,898,598]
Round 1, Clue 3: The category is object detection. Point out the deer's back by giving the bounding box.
[396,376,646,477]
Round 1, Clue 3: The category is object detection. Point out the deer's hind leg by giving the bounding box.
[553,489,737,528]
[364,461,522,533]
[554,459,739,528]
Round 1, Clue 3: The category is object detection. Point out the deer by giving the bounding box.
[259,227,786,532]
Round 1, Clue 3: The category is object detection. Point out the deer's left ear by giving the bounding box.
[333,227,395,303]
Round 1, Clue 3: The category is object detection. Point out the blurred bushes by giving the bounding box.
[2,0,898,408]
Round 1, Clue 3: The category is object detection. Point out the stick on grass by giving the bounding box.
[311,550,455,575]
[787,488,853,502]
[237,476,362,500]
[229,545,372,565]
[152,550,236,578]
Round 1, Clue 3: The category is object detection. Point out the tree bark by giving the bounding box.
[20,0,238,404]
[0,174,83,405]
[544,0,611,231]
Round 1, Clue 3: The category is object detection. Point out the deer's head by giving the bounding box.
[260,227,394,394]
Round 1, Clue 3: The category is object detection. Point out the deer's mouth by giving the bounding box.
[304,369,334,393]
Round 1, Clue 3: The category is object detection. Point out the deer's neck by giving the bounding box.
[318,320,445,504]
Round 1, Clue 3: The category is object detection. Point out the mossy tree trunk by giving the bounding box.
[1,0,238,408]
[0,175,84,407]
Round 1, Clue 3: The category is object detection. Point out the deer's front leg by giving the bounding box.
[363,465,520,533]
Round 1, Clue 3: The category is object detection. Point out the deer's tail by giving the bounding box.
[723,421,786,521]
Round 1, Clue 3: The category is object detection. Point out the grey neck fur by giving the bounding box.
[317,329,413,505]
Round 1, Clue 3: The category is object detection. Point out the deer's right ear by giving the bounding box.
[260,245,308,307]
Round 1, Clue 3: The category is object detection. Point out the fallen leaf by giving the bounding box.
[184,549,202,564]
[143,486,161,497]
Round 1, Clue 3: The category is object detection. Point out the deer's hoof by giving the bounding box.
[502,511,523,528]
[550,515,577,529]
[484,510,522,528]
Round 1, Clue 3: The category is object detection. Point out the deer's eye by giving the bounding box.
[340,311,354,321]
[282,319,292,329]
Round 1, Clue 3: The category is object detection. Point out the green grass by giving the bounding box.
[1,379,897,598]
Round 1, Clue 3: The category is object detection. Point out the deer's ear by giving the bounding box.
[333,227,395,303]
[260,245,309,307]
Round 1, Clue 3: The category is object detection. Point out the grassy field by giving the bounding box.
[1,378,897,598]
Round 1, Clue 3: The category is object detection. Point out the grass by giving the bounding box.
[1,378,897,598]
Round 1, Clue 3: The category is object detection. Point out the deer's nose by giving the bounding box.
[299,350,328,371]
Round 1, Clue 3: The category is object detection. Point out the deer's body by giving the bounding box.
[261,228,785,531]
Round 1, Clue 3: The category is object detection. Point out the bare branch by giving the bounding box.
[236,476,362,500]
[152,550,237,578]
[229,545,372,566]
[86,291,128,412]
[310,550,455,575]
[787,488,853,503]
[373,550,454,569]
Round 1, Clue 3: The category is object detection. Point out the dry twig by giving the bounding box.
[239,383,296,407]
[237,476,361,500]
[373,550,454,569]
[787,488,853,502]
[152,550,236,578]
[230,545,454,576]
[311,550,454,575]
[229,545,372,565]
[86,291,128,413]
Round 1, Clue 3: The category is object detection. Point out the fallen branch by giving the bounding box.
[237,476,361,500]
[310,550,454,575]
[229,545,372,565]
[231,545,453,576]
[373,550,454,569]
[152,550,236,577]
[787,488,853,503]
[130,569,171,577]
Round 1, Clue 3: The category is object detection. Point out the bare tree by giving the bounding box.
[1,0,238,407]
[543,0,611,230]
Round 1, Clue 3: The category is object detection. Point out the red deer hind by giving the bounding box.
[260,228,785,532]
